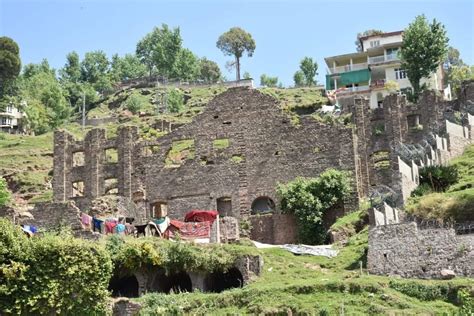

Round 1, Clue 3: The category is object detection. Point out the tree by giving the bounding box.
[110,53,147,82]
[136,24,182,77]
[59,51,81,83]
[166,88,184,113]
[23,59,55,79]
[260,74,279,87]
[216,27,256,81]
[296,57,318,86]
[242,72,251,80]
[400,15,448,101]
[0,37,21,96]
[0,178,10,206]
[170,48,200,81]
[293,70,305,87]
[448,65,474,96]
[444,46,464,69]
[199,58,221,83]
[355,29,383,52]
[80,50,112,94]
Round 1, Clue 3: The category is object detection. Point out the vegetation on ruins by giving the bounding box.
[260,74,279,87]
[0,219,113,314]
[0,178,10,206]
[293,57,318,87]
[401,15,448,101]
[198,57,222,83]
[277,169,351,244]
[216,27,256,81]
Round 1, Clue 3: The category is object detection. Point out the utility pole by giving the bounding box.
[82,90,86,129]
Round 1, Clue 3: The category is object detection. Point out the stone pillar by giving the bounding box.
[53,130,74,202]
[84,129,106,199]
[351,97,371,197]
[117,126,138,199]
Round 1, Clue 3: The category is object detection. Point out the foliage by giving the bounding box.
[0,37,21,97]
[0,177,11,206]
[447,65,474,97]
[418,165,459,192]
[136,24,182,77]
[458,288,474,315]
[260,74,279,87]
[110,53,147,82]
[80,50,112,94]
[388,280,460,302]
[124,93,150,114]
[242,71,252,79]
[213,138,230,149]
[401,15,448,101]
[216,27,256,80]
[298,57,318,86]
[59,51,81,83]
[355,29,383,52]
[171,48,200,81]
[166,88,185,113]
[198,58,221,83]
[0,219,112,314]
[277,169,352,244]
[293,70,305,87]
[384,80,399,92]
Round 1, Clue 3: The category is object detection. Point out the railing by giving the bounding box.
[371,79,386,88]
[368,54,399,64]
[329,63,368,74]
[337,85,370,94]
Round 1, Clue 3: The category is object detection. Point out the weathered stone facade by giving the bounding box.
[368,222,474,278]
[53,87,361,243]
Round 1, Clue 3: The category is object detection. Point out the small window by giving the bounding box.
[251,197,275,215]
[217,197,232,217]
[370,40,380,48]
[150,201,168,218]
[73,151,85,167]
[72,181,84,197]
[104,148,118,164]
[394,68,407,80]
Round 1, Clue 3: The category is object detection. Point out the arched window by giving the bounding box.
[251,197,275,214]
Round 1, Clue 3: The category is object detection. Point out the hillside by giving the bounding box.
[0,86,328,207]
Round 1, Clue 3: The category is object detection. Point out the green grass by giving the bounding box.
[406,144,474,221]
[259,87,328,111]
[137,229,472,315]
[213,138,229,150]
[165,139,195,167]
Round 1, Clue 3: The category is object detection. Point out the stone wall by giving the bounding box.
[249,213,297,244]
[21,201,82,231]
[368,222,474,278]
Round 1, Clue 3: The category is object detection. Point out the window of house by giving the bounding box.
[370,40,380,48]
[72,181,84,197]
[1,117,11,125]
[395,68,407,80]
[6,105,13,113]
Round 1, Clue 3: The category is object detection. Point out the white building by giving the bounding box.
[325,31,444,109]
[0,102,26,133]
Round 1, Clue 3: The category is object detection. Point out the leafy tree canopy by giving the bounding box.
[110,53,147,82]
[170,48,200,81]
[199,57,221,83]
[293,70,305,87]
[0,37,21,96]
[216,27,256,80]
[59,51,81,83]
[80,50,112,94]
[295,57,318,86]
[400,15,448,100]
[260,74,279,87]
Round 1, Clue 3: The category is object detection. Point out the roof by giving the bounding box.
[359,30,403,41]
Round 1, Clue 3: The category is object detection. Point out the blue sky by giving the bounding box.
[1,0,473,86]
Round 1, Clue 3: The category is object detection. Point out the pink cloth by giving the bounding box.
[81,213,92,230]
[105,221,117,234]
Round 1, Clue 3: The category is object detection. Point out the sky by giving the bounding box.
[1,0,473,86]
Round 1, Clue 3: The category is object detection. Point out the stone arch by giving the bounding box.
[204,267,244,293]
[150,270,192,294]
[108,274,139,298]
[251,196,275,215]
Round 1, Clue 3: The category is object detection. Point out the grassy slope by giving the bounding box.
[137,228,472,315]
[406,144,474,221]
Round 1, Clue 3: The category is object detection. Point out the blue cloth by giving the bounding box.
[93,218,103,233]
[116,223,126,233]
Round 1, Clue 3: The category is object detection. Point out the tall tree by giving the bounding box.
[170,48,200,81]
[198,58,221,83]
[80,50,111,94]
[355,29,383,52]
[401,15,448,100]
[216,27,256,81]
[0,37,21,96]
[110,53,147,82]
[59,51,81,83]
[136,24,182,77]
[299,57,318,86]
[293,70,305,87]
[260,74,279,87]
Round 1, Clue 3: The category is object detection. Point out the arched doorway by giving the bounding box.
[217,197,232,216]
[251,196,275,214]
[108,275,139,298]
[151,271,192,294]
[204,268,244,293]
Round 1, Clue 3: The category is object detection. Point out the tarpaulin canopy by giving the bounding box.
[326,68,371,90]
[184,210,219,223]
[167,220,211,239]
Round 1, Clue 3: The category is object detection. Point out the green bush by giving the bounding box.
[124,93,149,114]
[389,280,459,303]
[0,177,11,206]
[167,88,184,113]
[418,165,459,193]
[0,219,113,314]
[277,169,351,244]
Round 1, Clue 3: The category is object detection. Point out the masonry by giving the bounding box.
[52,87,361,243]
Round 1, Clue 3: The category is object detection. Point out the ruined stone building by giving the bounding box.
[52,87,360,243]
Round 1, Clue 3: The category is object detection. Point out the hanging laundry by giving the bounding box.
[81,213,92,230]
[135,224,148,237]
[153,217,170,234]
[105,221,117,234]
[184,210,219,223]
[125,223,135,235]
[92,218,104,233]
[116,223,126,235]
[125,217,135,224]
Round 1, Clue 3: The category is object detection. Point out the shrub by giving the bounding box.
[167,88,184,113]
[0,219,113,315]
[277,169,351,244]
[0,177,11,207]
[418,165,458,192]
[125,93,149,114]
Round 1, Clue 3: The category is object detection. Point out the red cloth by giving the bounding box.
[105,221,117,234]
[184,210,219,223]
[166,220,211,239]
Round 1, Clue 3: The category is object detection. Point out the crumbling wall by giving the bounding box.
[368,222,474,278]
[249,213,297,244]
[21,201,82,231]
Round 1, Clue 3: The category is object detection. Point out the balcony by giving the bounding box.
[370,79,386,89]
[337,85,370,95]
[368,54,399,64]
[328,62,368,74]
